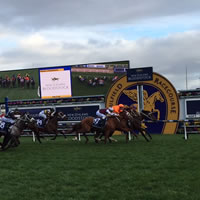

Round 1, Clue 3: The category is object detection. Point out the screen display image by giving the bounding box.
[0,60,129,102]
[39,66,72,99]
[0,68,39,102]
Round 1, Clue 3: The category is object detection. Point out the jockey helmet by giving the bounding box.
[119,104,124,108]
[45,109,51,114]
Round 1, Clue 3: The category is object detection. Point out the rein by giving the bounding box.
[140,111,155,121]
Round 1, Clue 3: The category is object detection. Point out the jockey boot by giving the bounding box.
[99,118,106,128]
[44,118,49,126]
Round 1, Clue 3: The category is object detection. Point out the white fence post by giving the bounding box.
[128,132,131,141]
[32,131,36,142]
[78,133,81,141]
[183,122,188,140]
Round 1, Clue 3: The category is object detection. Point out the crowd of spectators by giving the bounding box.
[0,73,35,89]
[77,75,119,87]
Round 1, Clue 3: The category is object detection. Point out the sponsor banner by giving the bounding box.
[127,67,153,82]
[106,72,180,134]
[56,105,100,121]
[18,105,100,122]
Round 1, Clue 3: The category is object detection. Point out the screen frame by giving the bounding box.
[39,66,72,99]
[185,98,200,118]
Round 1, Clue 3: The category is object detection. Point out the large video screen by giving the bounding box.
[185,99,200,118]
[0,60,129,102]
[39,66,72,99]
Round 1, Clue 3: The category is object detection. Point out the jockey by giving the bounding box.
[94,107,118,128]
[39,108,55,123]
[0,110,16,124]
[39,109,51,122]
[112,104,125,114]
[0,110,17,134]
[96,107,116,119]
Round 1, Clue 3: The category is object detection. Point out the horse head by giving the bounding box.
[119,110,132,121]
[140,110,157,121]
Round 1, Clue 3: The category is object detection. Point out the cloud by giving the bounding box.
[1,0,200,30]
[0,0,200,91]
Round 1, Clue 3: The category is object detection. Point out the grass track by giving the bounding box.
[0,134,200,200]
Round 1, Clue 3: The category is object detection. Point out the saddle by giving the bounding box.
[93,118,106,128]
[36,117,47,128]
[0,121,12,135]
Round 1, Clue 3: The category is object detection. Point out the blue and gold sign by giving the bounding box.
[106,72,180,134]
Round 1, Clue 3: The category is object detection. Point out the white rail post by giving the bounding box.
[78,133,81,141]
[32,131,36,142]
[128,132,131,141]
[183,122,188,140]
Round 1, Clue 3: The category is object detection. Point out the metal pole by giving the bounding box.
[137,85,144,112]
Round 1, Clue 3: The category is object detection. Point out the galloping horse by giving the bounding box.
[127,106,154,142]
[65,117,100,143]
[36,111,67,140]
[1,113,36,150]
[66,110,134,144]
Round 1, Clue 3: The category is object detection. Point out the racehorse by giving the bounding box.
[66,110,134,144]
[127,105,157,141]
[99,107,155,143]
[102,110,134,143]
[36,111,67,140]
[0,113,37,150]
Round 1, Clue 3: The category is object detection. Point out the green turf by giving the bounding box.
[0,134,200,200]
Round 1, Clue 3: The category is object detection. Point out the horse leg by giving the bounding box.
[131,131,138,140]
[139,130,150,142]
[51,129,58,140]
[35,131,42,143]
[83,133,89,144]
[144,129,152,140]
[94,131,100,143]
[9,136,19,147]
[108,130,118,143]
[125,132,129,143]
[51,134,57,140]
[60,130,67,139]
[94,131,104,143]
[1,133,12,150]
[104,131,110,144]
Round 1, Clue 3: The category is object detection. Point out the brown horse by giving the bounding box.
[127,105,157,141]
[66,117,102,143]
[66,110,133,144]
[98,107,155,143]
[35,111,67,141]
[66,107,154,144]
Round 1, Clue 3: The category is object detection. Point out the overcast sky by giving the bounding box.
[0,0,200,91]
